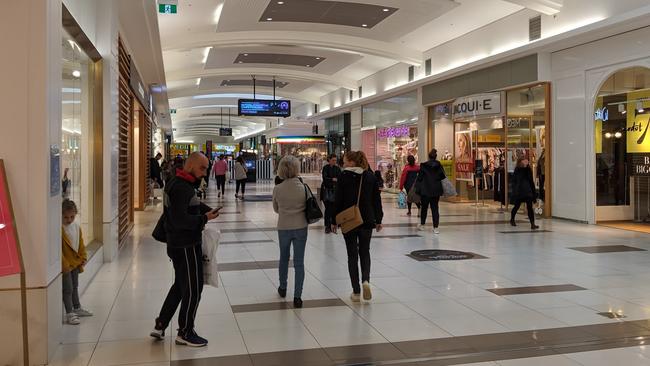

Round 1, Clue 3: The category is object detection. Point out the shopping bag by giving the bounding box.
[397,191,407,209]
[441,178,457,197]
[201,227,220,288]
[407,185,421,205]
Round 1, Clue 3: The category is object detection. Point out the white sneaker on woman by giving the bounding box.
[362,281,372,300]
[433,228,440,234]
[350,293,361,302]
[417,224,425,231]
[65,313,80,325]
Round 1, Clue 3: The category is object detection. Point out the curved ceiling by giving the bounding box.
[157,0,535,142]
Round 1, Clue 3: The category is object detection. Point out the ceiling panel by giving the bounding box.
[198,75,313,93]
[233,53,325,67]
[259,1,397,29]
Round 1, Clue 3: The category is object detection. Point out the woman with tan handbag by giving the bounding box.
[331,151,383,303]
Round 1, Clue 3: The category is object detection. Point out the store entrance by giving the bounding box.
[594,67,650,232]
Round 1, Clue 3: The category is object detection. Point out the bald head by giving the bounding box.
[184,152,209,179]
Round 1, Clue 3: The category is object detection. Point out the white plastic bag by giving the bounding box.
[201,227,220,288]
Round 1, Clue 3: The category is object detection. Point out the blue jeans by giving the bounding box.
[277,228,308,298]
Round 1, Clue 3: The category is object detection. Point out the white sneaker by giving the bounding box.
[65,313,80,325]
[73,307,93,317]
[362,281,372,300]
[417,224,425,231]
[350,293,361,302]
[433,228,440,234]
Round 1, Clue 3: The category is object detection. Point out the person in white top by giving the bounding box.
[234,156,248,200]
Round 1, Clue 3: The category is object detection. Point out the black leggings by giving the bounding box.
[236,179,247,195]
[215,175,226,194]
[407,201,420,213]
[420,196,440,227]
[511,199,535,224]
[343,228,372,293]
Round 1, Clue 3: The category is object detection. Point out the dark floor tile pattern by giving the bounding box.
[487,284,586,296]
[220,239,275,245]
[170,320,650,366]
[219,260,291,272]
[374,235,421,239]
[231,298,345,313]
[498,230,552,234]
[568,245,646,253]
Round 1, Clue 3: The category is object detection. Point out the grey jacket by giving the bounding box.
[272,177,308,230]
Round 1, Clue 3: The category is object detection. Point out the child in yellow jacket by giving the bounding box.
[62,199,93,325]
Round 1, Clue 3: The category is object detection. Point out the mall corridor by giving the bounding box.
[3,0,650,365]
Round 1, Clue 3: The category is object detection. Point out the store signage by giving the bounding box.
[627,113,650,153]
[629,154,650,176]
[452,93,502,120]
[377,126,410,138]
[276,136,325,144]
[215,145,236,152]
[594,107,609,122]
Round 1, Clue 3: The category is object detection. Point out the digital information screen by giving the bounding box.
[219,128,232,136]
[238,99,291,117]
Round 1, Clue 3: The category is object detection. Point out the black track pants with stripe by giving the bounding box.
[158,245,204,336]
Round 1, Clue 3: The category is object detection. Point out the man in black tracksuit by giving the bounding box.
[150,152,219,347]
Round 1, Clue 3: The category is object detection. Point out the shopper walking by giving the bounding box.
[321,154,341,234]
[399,155,420,216]
[272,156,309,308]
[234,156,248,200]
[331,151,383,302]
[151,152,221,347]
[510,157,539,230]
[416,149,445,234]
[212,154,228,198]
[150,152,164,188]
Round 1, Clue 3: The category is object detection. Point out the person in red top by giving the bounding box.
[399,155,421,216]
[212,154,228,198]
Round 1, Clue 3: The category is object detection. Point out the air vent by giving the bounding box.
[408,65,415,82]
[349,90,354,101]
[425,59,432,76]
[358,86,363,98]
[529,15,541,41]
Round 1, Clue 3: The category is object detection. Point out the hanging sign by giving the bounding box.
[452,92,502,120]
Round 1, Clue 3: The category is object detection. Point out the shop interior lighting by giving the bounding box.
[618,104,626,114]
[604,132,612,139]
[362,24,368,27]
[266,17,273,21]
[72,70,81,78]
[614,132,623,138]
[637,101,645,113]
[277,1,284,4]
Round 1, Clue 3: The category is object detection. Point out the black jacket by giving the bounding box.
[333,169,383,228]
[163,172,212,248]
[511,166,536,202]
[321,164,341,189]
[150,158,162,180]
[416,160,446,198]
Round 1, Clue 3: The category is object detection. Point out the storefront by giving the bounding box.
[428,84,551,215]
[324,113,351,157]
[593,66,650,226]
[169,143,198,157]
[274,136,327,173]
[361,91,419,192]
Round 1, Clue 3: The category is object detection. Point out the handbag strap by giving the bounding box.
[355,175,364,206]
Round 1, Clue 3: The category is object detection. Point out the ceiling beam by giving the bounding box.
[162,31,422,66]
[168,87,320,104]
[166,67,358,90]
[501,0,563,15]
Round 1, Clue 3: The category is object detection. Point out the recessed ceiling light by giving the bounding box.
[72,70,81,78]
[315,57,321,60]
[238,61,243,63]
[306,65,310,67]
[362,24,368,27]
[267,17,273,21]
[383,8,390,11]
[244,53,248,56]
[277,1,284,4]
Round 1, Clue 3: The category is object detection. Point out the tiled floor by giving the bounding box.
[50,179,650,365]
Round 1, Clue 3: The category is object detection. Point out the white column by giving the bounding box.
[417,87,428,162]
[0,1,63,364]
[350,107,362,150]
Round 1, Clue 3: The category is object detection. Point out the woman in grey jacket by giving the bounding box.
[272,155,308,308]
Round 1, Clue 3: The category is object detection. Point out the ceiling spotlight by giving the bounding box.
[238,61,243,63]
[605,132,612,139]
[277,1,284,3]
[361,24,368,27]
[306,64,310,67]
[383,8,390,11]
[243,53,248,56]
[72,70,81,78]
[266,17,273,21]
[614,132,623,138]
[637,101,645,113]
[618,104,626,114]
[315,57,321,60]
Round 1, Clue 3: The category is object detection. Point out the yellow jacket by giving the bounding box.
[62,226,87,273]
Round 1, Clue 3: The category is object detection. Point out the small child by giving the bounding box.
[62,199,93,325]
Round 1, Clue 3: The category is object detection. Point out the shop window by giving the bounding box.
[62,31,97,245]
[594,67,650,222]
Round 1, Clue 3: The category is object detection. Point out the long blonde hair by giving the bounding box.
[344,151,369,170]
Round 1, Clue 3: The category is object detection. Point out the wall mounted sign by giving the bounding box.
[276,136,325,144]
[629,154,650,176]
[594,107,609,122]
[377,126,410,138]
[455,131,474,181]
[452,92,502,120]
[627,113,650,153]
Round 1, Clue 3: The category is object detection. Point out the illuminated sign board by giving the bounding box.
[238,99,291,117]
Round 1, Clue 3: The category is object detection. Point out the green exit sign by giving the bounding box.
[159,4,177,14]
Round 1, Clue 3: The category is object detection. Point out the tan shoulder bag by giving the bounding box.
[335,175,364,234]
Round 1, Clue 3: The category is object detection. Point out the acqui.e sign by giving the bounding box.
[452,92,502,120]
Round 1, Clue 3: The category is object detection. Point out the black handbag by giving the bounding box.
[304,183,323,224]
[152,212,167,243]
